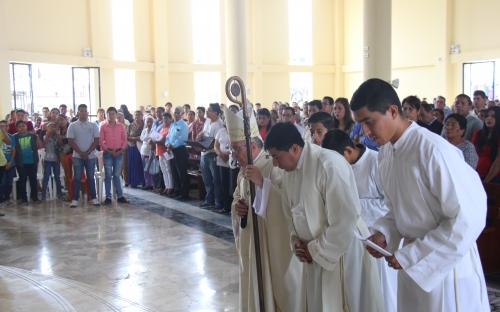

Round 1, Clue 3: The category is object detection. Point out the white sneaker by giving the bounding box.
[70,200,78,208]
[92,198,100,206]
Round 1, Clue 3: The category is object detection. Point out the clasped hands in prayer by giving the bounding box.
[294,238,313,263]
[367,232,402,270]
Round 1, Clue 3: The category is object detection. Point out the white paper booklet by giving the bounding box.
[354,231,393,257]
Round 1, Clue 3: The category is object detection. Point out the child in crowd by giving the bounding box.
[41,122,63,200]
[322,129,397,312]
[11,120,41,203]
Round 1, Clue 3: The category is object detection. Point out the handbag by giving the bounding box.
[147,153,160,175]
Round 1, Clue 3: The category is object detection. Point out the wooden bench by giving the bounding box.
[187,148,205,200]
[477,183,500,273]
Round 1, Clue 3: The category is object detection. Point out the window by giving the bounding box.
[463,61,497,100]
[290,72,313,102]
[191,0,221,64]
[288,0,312,65]
[111,0,135,61]
[194,72,221,106]
[115,69,136,107]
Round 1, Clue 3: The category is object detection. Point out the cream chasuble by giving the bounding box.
[279,142,384,312]
[231,151,299,312]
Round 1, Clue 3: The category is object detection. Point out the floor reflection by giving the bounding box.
[0,193,239,311]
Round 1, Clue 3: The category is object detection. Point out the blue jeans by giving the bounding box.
[0,166,16,202]
[72,157,97,201]
[42,160,62,198]
[200,153,222,208]
[103,152,123,199]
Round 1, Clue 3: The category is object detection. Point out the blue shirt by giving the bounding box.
[350,122,379,151]
[3,134,15,162]
[165,119,189,148]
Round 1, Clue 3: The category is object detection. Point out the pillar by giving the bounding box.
[225,0,247,82]
[363,0,391,81]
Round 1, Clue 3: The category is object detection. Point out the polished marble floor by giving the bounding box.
[0,189,239,311]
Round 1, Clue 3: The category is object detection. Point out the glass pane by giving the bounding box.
[191,0,221,64]
[194,72,221,106]
[73,67,91,110]
[30,64,73,115]
[463,62,494,99]
[288,0,312,65]
[10,63,33,113]
[290,72,313,102]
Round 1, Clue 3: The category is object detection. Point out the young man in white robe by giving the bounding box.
[322,129,397,312]
[350,78,489,312]
[254,122,384,312]
[225,106,298,312]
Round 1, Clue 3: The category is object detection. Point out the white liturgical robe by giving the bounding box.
[374,122,489,312]
[351,146,397,312]
[231,151,298,312]
[278,142,384,312]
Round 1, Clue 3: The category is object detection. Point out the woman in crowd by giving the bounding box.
[96,108,106,126]
[473,107,500,183]
[402,95,421,122]
[256,108,272,141]
[444,113,478,169]
[57,115,74,200]
[140,116,156,190]
[120,105,134,124]
[270,109,279,125]
[127,110,145,188]
[332,97,355,134]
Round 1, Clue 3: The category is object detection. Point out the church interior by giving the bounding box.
[1,0,500,311]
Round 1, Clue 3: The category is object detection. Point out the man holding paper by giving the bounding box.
[350,78,489,311]
[262,122,384,312]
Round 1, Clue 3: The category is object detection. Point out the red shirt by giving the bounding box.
[472,131,500,178]
[8,120,34,134]
[156,126,169,156]
[259,127,268,141]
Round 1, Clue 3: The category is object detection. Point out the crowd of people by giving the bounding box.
[0,88,498,214]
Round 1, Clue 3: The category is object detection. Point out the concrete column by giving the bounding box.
[225,0,247,82]
[152,0,170,106]
[363,0,391,81]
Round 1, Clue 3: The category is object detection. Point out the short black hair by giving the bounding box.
[208,103,221,115]
[322,96,334,106]
[197,106,206,113]
[183,104,191,109]
[308,112,334,130]
[77,104,87,111]
[473,90,487,99]
[445,113,467,135]
[59,104,67,108]
[264,122,304,151]
[420,102,434,112]
[350,78,402,114]
[106,106,117,113]
[307,100,323,111]
[257,108,271,118]
[15,109,25,114]
[163,112,172,119]
[321,130,355,154]
[402,96,421,110]
[456,94,472,106]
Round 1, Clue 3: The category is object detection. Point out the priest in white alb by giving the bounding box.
[225,106,299,312]
[258,122,384,312]
[350,78,489,312]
